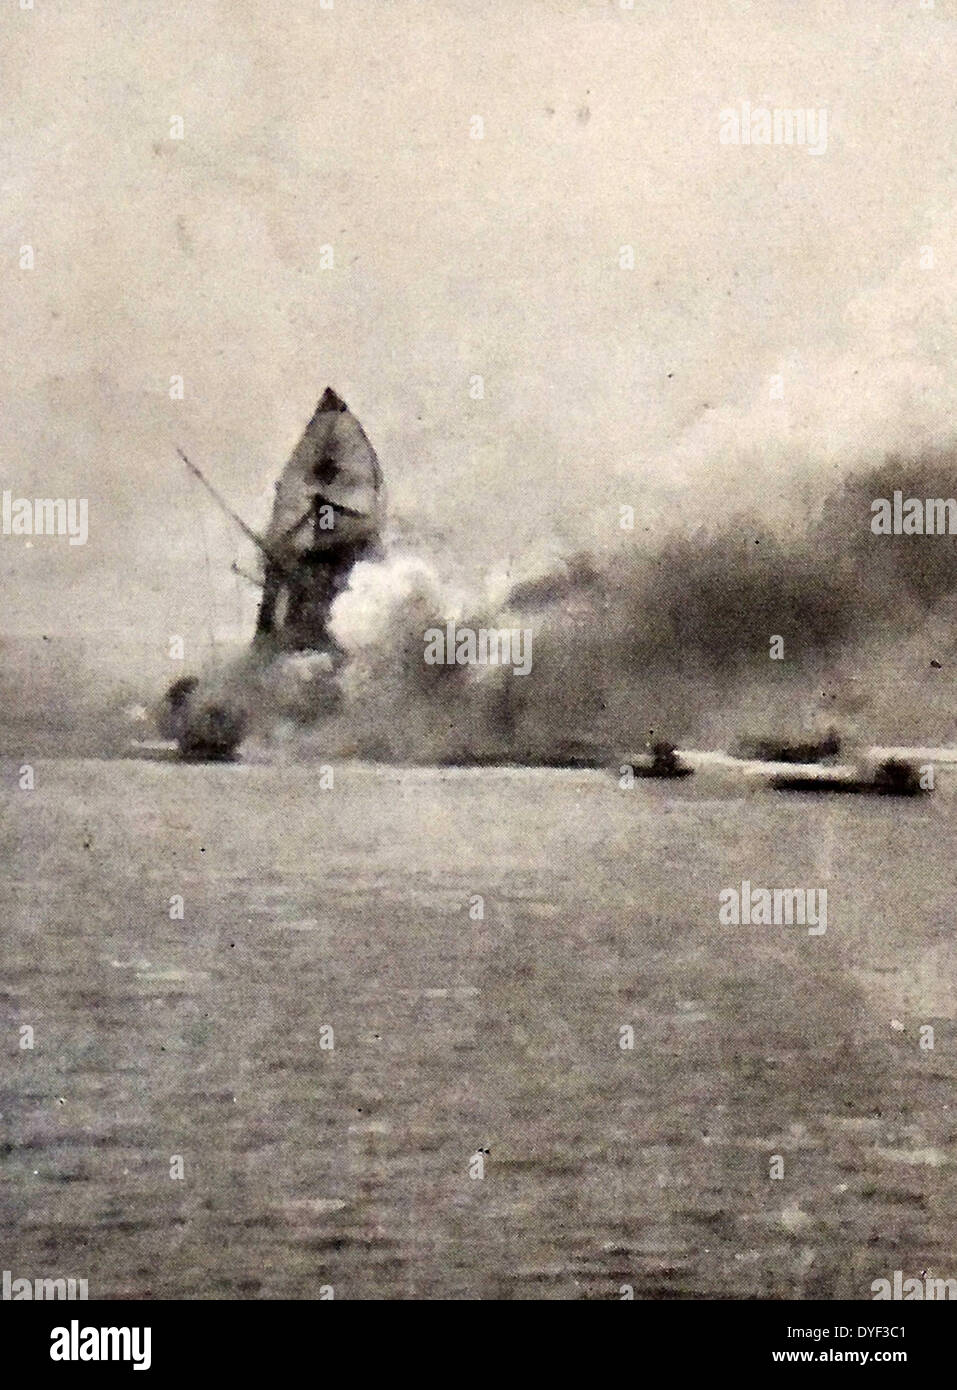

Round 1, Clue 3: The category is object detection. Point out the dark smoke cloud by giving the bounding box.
[133,445,957,760]
[491,448,957,752]
[12,452,957,761]
[280,446,957,759]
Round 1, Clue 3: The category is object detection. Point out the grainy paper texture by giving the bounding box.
[3,0,957,1305]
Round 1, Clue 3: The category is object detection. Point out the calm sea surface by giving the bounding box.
[2,758,956,1299]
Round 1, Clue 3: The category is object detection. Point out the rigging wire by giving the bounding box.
[189,465,218,667]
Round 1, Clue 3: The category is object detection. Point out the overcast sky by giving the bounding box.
[3,0,957,675]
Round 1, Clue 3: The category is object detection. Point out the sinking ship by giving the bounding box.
[157,388,385,760]
[254,387,385,655]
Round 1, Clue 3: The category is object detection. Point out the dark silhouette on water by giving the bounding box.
[770,756,926,797]
[622,740,695,780]
[160,389,385,760]
[253,387,384,656]
[735,729,841,764]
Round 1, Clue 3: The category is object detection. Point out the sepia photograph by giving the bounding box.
[2,0,957,1355]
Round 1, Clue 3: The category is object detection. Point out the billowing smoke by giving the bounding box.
[486,447,957,753]
[315,554,519,763]
[193,445,957,762]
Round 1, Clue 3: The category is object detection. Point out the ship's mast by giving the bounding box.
[176,447,278,566]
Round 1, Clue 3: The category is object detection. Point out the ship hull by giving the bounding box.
[627,764,695,780]
[770,775,924,797]
[159,388,384,760]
